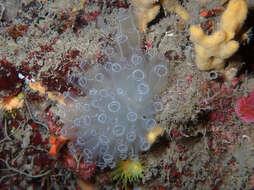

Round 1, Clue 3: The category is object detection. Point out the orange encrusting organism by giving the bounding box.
[49,136,69,156]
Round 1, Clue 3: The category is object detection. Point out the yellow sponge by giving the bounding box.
[190,0,247,71]
[132,0,189,32]
[132,0,160,32]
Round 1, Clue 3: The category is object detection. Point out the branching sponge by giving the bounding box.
[190,0,248,71]
[131,0,189,33]
[132,0,160,33]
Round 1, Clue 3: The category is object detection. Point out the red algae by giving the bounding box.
[33,153,55,170]
[0,59,22,95]
[32,130,43,146]
[235,90,254,123]
[7,24,28,41]
[61,152,96,180]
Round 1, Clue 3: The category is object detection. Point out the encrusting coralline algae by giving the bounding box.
[57,8,169,169]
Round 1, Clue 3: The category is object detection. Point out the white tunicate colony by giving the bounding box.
[57,8,169,169]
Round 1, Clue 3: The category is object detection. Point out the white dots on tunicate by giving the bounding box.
[91,98,104,109]
[108,91,116,99]
[99,88,108,97]
[99,144,109,154]
[117,88,123,95]
[82,104,90,112]
[131,54,143,66]
[82,115,91,126]
[153,101,163,112]
[70,125,77,129]
[95,73,104,82]
[153,64,168,78]
[97,113,107,124]
[137,83,150,95]
[116,34,128,44]
[112,124,125,137]
[97,162,106,169]
[104,46,115,57]
[126,112,138,122]
[83,149,93,159]
[73,117,82,127]
[78,76,87,87]
[89,88,98,96]
[130,125,136,130]
[104,62,112,72]
[145,119,156,130]
[99,135,110,145]
[119,153,127,160]
[140,140,150,151]
[90,129,97,136]
[112,63,122,72]
[103,154,113,163]
[126,131,136,142]
[116,88,126,96]
[109,161,116,169]
[75,102,83,111]
[117,144,128,153]
[125,62,134,70]
[132,69,145,81]
[93,63,103,71]
[77,136,86,145]
[130,154,139,161]
[111,118,119,125]
[108,101,121,113]
[62,91,78,102]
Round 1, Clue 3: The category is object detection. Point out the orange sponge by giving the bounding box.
[49,136,68,156]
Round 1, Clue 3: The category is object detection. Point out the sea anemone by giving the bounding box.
[110,159,144,189]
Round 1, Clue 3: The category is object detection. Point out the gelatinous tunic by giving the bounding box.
[57,9,169,169]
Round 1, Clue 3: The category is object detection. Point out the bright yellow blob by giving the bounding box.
[110,159,144,189]
[147,126,163,144]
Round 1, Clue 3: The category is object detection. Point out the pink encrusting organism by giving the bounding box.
[235,90,254,123]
